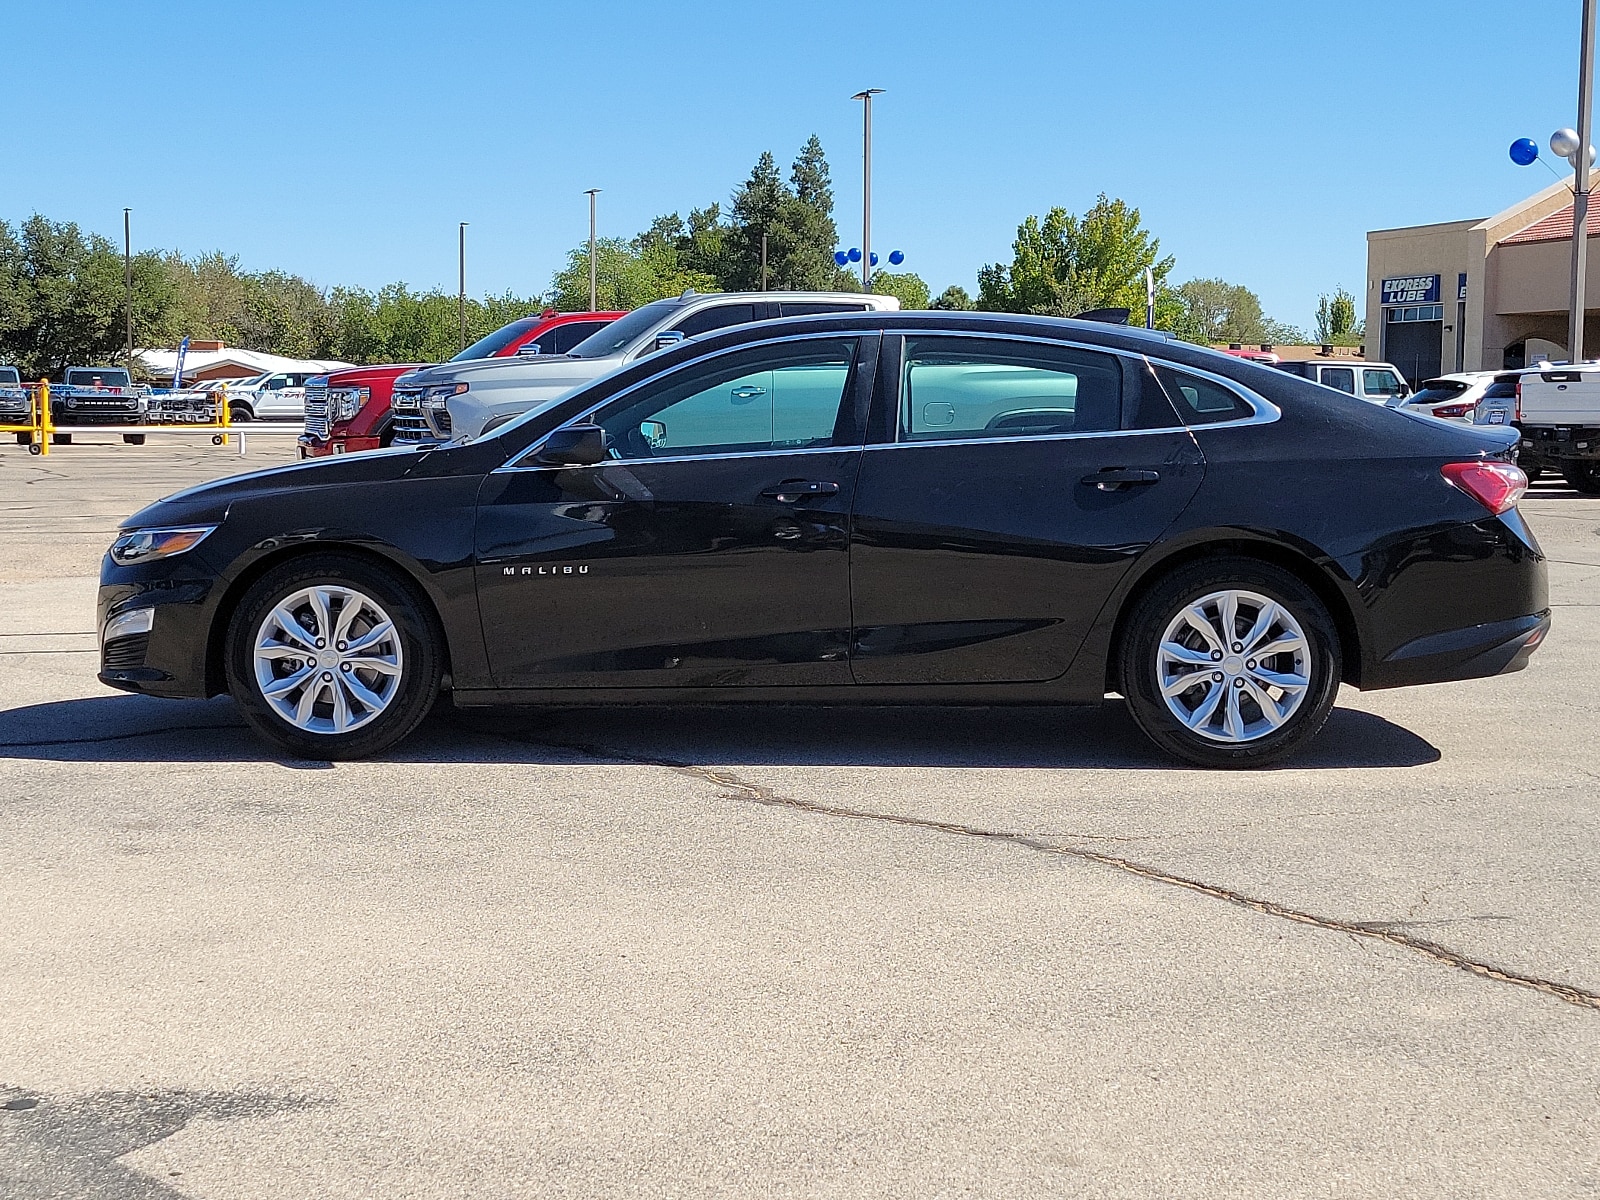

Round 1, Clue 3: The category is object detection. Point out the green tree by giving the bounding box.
[1314,287,1363,345]
[930,284,976,311]
[548,238,686,312]
[870,271,931,310]
[978,195,1176,320]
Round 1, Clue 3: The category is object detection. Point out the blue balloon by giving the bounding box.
[1510,137,1540,166]
[887,249,905,266]
[833,250,849,266]
[869,251,879,267]
[847,247,862,263]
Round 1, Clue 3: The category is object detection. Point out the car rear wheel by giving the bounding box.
[1561,461,1600,494]
[224,554,443,760]
[1117,558,1342,768]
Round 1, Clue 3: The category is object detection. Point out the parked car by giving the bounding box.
[99,310,1545,770]
[0,366,28,432]
[1515,365,1600,492]
[1397,372,1499,423]
[391,291,901,445]
[29,367,149,446]
[299,310,623,458]
[1273,359,1410,404]
[225,371,323,423]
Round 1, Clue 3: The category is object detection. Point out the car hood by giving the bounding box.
[119,445,437,530]
[397,353,615,390]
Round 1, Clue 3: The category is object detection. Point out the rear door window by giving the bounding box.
[897,338,1121,441]
[670,303,763,339]
[1319,367,1355,394]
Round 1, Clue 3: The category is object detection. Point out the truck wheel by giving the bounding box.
[15,432,30,446]
[123,434,146,445]
[224,553,444,761]
[51,433,72,446]
[1561,461,1600,494]
[229,405,253,424]
[1516,451,1543,483]
[1117,558,1342,768]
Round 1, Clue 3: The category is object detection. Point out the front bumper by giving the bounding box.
[298,433,383,459]
[97,563,220,699]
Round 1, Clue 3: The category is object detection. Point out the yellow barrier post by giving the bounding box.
[38,380,50,457]
[219,385,231,447]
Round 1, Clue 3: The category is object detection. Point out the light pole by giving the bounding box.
[852,89,884,290]
[584,188,601,312]
[458,222,468,352]
[1144,267,1155,329]
[1572,0,1596,363]
[122,208,133,366]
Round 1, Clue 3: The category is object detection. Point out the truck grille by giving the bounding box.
[391,390,438,444]
[304,384,328,439]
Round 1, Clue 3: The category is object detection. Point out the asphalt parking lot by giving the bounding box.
[1,435,1598,1199]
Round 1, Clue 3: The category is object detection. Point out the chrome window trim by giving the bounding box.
[495,327,1281,473]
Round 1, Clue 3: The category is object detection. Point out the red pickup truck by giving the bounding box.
[299,309,622,457]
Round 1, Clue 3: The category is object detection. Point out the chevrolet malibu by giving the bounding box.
[98,312,1547,768]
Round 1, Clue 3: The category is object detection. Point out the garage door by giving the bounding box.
[1383,305,1442,385]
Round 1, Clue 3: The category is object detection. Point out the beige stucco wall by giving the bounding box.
[1365,219,1474,372]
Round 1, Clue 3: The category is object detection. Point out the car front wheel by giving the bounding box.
[1118,558,1342,768]
[224,554,443,759]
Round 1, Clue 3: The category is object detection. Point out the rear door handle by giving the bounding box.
[1082,467,1161,490]
[761,480,840,504]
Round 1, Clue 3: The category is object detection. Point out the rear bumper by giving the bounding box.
[1521,424,1600,461]
[1364,611,1550,690]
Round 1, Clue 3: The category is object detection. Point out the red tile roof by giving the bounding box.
[1501,200,1599,244]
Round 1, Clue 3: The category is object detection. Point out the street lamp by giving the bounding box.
[458,222,468,352]
[1510,0,1597,363]
[123,208,133,367]
[584,188,601,312]
[852,89,885,289]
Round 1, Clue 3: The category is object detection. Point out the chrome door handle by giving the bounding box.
[730,385,766,400]
[761,480,840,504]
[1082,468,1160,491]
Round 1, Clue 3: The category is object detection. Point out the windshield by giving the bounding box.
[65,368,131,387]
[0,368,19,385]
[566,300,682,358]
[451,316,540,362]
[1409,380,1469,404]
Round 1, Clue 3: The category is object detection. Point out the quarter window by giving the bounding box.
[1151,366,1253,425]
[897,337,1121,441]
[596,339,859,460]
[1320,367,1356,394]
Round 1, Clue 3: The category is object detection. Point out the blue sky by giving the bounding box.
[6,0,1585,333]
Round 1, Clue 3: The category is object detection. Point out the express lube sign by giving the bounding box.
[1380,274,1440,305]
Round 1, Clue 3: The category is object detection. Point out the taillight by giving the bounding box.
[1442,461,1527,515]
[1432,401,1475,419]
[1514,378,1522,422]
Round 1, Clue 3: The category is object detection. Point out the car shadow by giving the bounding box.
[0,693,1441,771]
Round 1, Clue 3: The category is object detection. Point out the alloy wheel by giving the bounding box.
[252,585,404,734]
[1155,588,1311,744]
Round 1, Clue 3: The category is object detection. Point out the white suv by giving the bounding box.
[392,291,901,444]
[1272,359,1410,404]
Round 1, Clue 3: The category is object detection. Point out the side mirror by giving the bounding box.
[536,422,607,466]
[652,330,686,353]
[1398,383,1411,398]
[640,419,667,448]
[516,342,542,356]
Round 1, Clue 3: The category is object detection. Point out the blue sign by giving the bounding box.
[1380,274,1440,305]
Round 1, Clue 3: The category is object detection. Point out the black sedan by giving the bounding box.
[97,312,1547,767]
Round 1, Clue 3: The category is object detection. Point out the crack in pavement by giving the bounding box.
[0,722,245,750]
[513,733,1600,1015]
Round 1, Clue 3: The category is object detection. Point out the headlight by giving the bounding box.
[424,382,468,410]
[331,387,370,422]
[108,525,217,566]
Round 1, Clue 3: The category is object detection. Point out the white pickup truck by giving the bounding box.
[1515,367,1600,493]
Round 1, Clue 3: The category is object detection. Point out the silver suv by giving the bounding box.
[391,290,900,444]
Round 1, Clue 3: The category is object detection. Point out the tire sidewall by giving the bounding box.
[1119,559,1342,768]
[224,554,441,759]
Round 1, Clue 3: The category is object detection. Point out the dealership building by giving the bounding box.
[1366,171,1600,381]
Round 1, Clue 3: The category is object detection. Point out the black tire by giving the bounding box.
[223,553,443,760]
[1117,557,1342,768]
[123,434,145,445]
[1517,452,1543,483]
[229,405,253,424]
[51,433,71,445]
[1560,461,1600,494]
[15,432,29,445]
